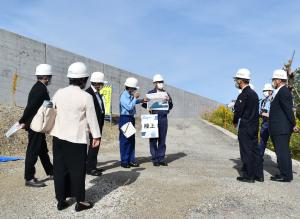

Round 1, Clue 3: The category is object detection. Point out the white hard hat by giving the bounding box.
[234,68,251,80]
[67,62,89,78]
[153,74,164,82]
[272,69,287,80]
[263,83,273,91]
[124,77,139,89]
[35,64,52,76]
[90,72,107,83]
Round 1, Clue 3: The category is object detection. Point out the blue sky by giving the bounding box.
[1,0,300,103]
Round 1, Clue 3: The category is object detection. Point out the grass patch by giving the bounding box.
[203,106,300,161]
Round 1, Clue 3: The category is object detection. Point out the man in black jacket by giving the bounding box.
[85,72,106,176]
[19,64,54,187]
[269,69,298,182]
[142,74,173,166]
[233,68,263,183]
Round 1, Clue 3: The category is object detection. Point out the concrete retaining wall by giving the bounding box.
[0,28,219,117]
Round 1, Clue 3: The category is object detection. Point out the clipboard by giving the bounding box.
[120,122,136,138]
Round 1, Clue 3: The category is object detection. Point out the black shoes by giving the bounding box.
[254,177,264,182]
[237,175,292,183]
[58,200,94,212]
[95,168,104,172]
[159,161,168,166]
[236,176,255,183]
[153,161,168,166]
[75,202,94,212]
[25,178,46,187]
[57,201,69,211]
[121,162,139,168]
[153,162,160,166]
[121,163,131,168]
[270,175,292,182]
[87,169,103,176]
[129,162,140,167]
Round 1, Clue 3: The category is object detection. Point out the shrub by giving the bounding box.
[203,106,300,161]
[203,105,237,135]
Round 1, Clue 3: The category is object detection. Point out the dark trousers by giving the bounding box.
[258,120,269,157]
[24,129,53,181]
[270,134,293,180]
[149,115,168,162]
[53,137,87,202]
[86,125,103,172]
[238,127,263,179]
[119,115,136,164]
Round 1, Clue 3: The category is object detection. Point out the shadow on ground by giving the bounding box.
[230,154,280,177]
[137,152,187,165]
[86,167,145,204]
[97,152,187,172]
[87,152,187,204]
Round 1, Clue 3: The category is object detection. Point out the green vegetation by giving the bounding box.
[294,68,300,120]
[203,106,300,161]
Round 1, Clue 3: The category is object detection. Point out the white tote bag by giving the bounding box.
[30,101,56,134]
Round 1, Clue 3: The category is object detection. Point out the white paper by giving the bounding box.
[141,114,159,138]
[5,122,22,138]
[121,122,136,138]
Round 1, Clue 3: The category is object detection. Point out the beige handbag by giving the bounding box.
[30,101,56,134]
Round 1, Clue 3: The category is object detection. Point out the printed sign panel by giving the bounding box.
[141,114,159,138]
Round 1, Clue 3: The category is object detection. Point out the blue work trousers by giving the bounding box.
[149,115,168,163]
[258,120,269,157]
[119,115,136,164]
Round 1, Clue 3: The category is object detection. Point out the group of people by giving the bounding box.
[233,68,298,183]
[119,74,173,168]
[18,62,173,211]
[18,61,298,211]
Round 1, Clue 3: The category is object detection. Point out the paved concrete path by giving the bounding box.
[0,118,300,218]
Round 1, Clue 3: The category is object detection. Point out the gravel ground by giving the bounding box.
[0,104,119,156]
[0,104,28,155]
[1,107,300,218]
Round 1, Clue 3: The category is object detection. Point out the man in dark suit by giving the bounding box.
[233,68,263,183]
[269,69,298,182]
[85,72,106,176]
[142,74,173,166]
[19,64,54,187]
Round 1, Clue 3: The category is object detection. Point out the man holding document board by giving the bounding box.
[142,74,173,166]
[119,77,148,168]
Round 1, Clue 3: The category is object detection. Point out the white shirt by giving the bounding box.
[50,85,101,144]
[272,84,285,100]
[91,85,104,113]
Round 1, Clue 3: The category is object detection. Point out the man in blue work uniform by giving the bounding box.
[142,74,173,166]
[233,68,263,183]
[269,69,298,182]
[258,83,273,158]
[119,77,147,168]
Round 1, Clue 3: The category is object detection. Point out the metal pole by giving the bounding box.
[110,85,112,124]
